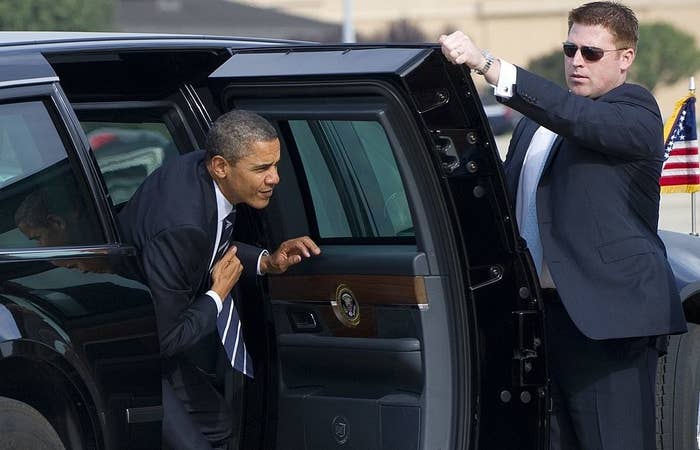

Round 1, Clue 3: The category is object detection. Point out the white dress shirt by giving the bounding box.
[493,60,557,288]
[206,181,267,314]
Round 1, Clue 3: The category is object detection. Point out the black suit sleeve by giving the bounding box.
[233,241,265,279]
[142,225,218,358]
[142,228,265,358]
[500,67,663,161]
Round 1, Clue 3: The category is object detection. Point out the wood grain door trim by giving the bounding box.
[268,274,427,306]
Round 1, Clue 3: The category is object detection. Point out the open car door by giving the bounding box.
[208,45,548,450]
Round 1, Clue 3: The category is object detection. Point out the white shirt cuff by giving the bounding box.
[494,60,517,99]
[206,290,223,314]
[256,249,269,276]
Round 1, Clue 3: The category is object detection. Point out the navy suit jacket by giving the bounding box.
[501,67,687,339]
[118,150,261,358]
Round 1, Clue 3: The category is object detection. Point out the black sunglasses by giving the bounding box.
[562,42,626,61]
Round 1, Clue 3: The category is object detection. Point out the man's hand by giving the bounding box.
[439,31,501,84]
[260,236,321,275]
[211,246,243,299]
[439,31,483,67]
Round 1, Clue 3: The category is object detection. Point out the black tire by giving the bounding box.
[0,396,65,450]
[657,322,700,450]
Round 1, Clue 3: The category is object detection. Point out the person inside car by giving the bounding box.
[15,188,109,273]
[117,110,320,450]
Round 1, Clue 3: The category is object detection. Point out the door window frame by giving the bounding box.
[73,100,197,208]
[233,96,419,246]
[0,83,116,253]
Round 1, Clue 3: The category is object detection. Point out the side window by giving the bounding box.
[288,119,414,239]
[0,101,104,249]
[77,106,183,206]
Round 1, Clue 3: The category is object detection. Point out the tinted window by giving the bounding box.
[81,121,179,205]
[0,101,104,249]
[289,119,413,239]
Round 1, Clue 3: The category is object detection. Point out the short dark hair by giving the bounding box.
[14,189,66,228]
[204,110,277,164]
[568,2,639,49]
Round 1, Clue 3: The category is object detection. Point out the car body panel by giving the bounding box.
[0,53,58,87]
[0,53,161,449]
[659,230,700,296]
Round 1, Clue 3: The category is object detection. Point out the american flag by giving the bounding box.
[660,93,699,194]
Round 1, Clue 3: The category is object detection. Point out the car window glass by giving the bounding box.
[0,101,104,249]
[289,119,413,239]
[81,121,179,206]
[288,120,352,237]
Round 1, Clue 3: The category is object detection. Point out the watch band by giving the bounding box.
[474,50,494,76]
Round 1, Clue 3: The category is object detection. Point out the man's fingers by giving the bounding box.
[300,236,321,255]
[266,236,321,275]
[286,236,321,256]
[439,31,475,65]
[224,245,238,257]
[288,240,310,257]
[441,32,462,48]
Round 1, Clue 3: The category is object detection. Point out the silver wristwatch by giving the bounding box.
[474,50,495,76]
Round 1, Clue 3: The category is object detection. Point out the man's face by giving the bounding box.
[18,218,109,272]
[564,23,635,99]
[18,217,67,247]
[215,138,281,209]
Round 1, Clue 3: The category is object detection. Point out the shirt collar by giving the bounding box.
[212,180,234,222]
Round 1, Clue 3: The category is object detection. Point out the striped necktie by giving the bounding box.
[214,209,254,378]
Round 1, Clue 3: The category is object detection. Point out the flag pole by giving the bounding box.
[691,76,697,236]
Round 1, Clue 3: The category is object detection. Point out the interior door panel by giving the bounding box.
[270,247,427,450]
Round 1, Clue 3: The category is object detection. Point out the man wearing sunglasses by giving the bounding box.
[440,2,686,450]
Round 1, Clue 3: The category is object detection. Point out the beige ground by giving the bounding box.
[494,134,699,235]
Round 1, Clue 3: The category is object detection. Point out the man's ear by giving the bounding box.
[620,47,635,71]
[208,155,230,180]
[46,214,66,230]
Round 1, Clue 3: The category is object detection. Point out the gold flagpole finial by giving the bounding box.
[690,76,695,94]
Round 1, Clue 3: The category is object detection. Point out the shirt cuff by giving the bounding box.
[494,60,517,99]
[257,249,269,276]
[206,290,223,314]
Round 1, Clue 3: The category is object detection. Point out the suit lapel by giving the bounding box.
[195,158,219,296]
[505,119,539,202]
[542,135,564,175]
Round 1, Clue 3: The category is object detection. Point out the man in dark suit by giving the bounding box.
[440,2,687,449]
[118,110,320,449]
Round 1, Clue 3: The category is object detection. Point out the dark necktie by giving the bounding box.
[214,209,254,378]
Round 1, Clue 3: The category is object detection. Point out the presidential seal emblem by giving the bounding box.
[332,415,349,445]
[331,284,360,327]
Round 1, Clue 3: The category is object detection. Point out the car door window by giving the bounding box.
[81,120,179,206]
[288,119,413,239]
[75,103,190,207]
[0,100,104,249]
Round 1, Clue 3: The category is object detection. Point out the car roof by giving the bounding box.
[0,31,309,53]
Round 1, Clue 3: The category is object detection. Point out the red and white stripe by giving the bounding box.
[660,139,700,186]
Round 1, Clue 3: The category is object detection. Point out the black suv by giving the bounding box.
[0,32,697,450]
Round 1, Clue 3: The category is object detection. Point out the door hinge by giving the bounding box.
[469,265,503,291]
[435,135,461,174]
[512,310,545,387]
